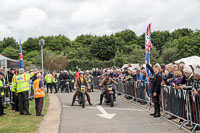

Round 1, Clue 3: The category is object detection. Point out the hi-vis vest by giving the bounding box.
[14,73,34,93]
[45,74,53,83]
[0,80,4,96]
[11,75,16,92]
[53,77,57,83]
[33,79,45,98]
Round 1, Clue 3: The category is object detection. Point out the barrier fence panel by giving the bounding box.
[117,81,200,132]
[116,80,152,107]
[160,85,200,132]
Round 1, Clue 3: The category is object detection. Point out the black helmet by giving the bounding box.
[105,73,110,76]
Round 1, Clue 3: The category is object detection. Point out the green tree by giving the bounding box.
[2,37,17,48]
[1,46,19,59]
[113,49,125,67]
[90,35,116,60]
[161,48,180,64]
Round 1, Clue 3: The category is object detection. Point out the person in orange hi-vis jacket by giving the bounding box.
[33,73,45,116]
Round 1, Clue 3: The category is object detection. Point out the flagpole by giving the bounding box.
[19,39,24,68]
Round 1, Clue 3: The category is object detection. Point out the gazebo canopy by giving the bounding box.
[0,54,20,68]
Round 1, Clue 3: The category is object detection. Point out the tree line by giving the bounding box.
[0,28,200,70]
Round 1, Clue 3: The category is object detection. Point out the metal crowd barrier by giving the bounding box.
[116,80,200,132]
[115,79,152,109]
[3,82,34,108]
[160,85,200,132]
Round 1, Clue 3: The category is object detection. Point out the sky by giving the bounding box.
[0,0,200,41]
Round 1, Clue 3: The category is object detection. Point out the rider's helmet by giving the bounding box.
[79,71,84,75]
[105,73,110,77]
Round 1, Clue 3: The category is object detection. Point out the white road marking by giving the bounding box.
[62,105,144,112]
[96,106,116,119]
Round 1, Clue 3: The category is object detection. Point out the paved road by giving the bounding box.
[57,90,187,133]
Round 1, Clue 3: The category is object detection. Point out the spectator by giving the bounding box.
[170,71,182,87]
[139,63,145,70]
[176,65,194,89]
[132,70,137,81]
[192,68,200,96]
[140,69,147,101]
[92,68,101,77]
[165,65,174,85]
[179,63,185,75]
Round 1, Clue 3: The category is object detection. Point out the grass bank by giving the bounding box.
[0,94,49,133]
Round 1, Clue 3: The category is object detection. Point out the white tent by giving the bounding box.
[0,54,20,68]
[175,56,200,68]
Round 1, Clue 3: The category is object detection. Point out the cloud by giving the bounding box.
[12,7,47,30]
[0,0,199,41]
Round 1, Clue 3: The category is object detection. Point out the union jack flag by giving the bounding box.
[19,40,24,68]
[145,24,152,96]
[145,24,152,53]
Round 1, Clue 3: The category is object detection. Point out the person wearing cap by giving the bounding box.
[0,72,6,116]
[85,70,94,92]
[13,68,40,115]
[145,61,162,118]
[71,71,92,106]
[33,73,45,116]
[45,72,53,93]
[99,73,118,105]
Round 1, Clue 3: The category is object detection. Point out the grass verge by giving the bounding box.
[0,94,49,133]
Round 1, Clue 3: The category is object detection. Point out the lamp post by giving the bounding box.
[39,39,45,80]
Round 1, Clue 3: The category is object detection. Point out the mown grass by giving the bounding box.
[0,94,49,133]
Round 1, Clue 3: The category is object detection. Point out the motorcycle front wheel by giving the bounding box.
[82,93,85,108]
[110,94,114,107]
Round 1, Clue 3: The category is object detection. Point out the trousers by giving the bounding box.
[35,97,44,115]
[18,91,29,114]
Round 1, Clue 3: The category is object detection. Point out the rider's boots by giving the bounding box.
[71,95,76,106]
[99,95,103,105]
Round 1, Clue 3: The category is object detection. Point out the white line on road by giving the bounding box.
[96,106,116,119]
[62,105,144,112]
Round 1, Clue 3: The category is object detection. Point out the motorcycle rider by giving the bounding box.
[59,71,64,91]
[99,73,118,105]
[61,70,71,93]
[69,70,74,92]
[71,71,92,106]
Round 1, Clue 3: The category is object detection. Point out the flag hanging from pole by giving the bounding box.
[19,40,24,68]
[145,24,152,96]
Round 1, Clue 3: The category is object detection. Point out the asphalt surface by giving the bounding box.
[56,89,187,133]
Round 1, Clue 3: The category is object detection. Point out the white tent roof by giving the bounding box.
[175,56,200,67]
[0,54,19,62]
[122,64,145,69]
